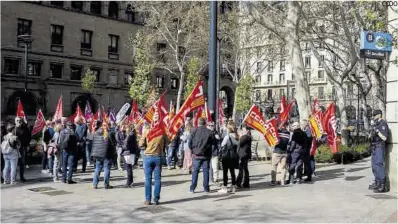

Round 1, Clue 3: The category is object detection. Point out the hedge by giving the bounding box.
[314,143,371,164]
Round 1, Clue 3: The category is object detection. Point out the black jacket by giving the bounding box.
[122,131,138,156]
[189,126,215,160]
[91,128,112,158]
[15,124,31,148]
[59,128,78,153]
[274,129,290,154]
[288,129,309,154]
[238,134,252,159]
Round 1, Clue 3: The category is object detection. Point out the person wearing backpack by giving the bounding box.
[2,124,21,184]
[59,121,78,184]
[219,122,239,194]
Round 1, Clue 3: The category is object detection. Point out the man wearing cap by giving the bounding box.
[368,109,389,193]
[59,121,78,184]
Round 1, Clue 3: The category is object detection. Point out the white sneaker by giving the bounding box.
[218,187,228,194]
[231,185,237,193]
[25,165,30,169]
[41,170,49,174]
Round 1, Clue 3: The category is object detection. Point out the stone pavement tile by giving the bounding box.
[1,159,397,223]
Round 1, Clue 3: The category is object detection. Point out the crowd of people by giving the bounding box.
[1,112,329,205]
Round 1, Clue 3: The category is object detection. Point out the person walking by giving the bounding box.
[270,122,290,186]
[219,122,239,194]
[91,120,114,189]
[180,123,193,174]
[121,125,138,188]
[2,124,21,185]
[237,124,252,188]
[143,112,168,205]
[288,122,309,184]
[189,118,215,194]
[59,121,78,184]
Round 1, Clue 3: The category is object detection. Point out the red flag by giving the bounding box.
[90,108,101,133]
[169,101,175,121]
[193,107,203,127]
[52,95,63,122]
[169,81,205,137]
[218,99,224,126]
[143,91,167,124]
[278,96,294,126]
[128,100,138,124]
[16,100,27,123]
[31,110,46,136]
[312,98,322,114]
[310,138,317,156]
[243,104,279,147]
[205,101,213,122]
[322,102,338,154]
[68,105,85,123]
[146,95,167,143]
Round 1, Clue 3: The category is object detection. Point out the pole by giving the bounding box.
[208,0,217,122]
[24,42,28,92]
[216,38,220,131]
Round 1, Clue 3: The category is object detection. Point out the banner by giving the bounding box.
[169,81,205,137]
[16,100,27,123]
[309,111,324,140]
[32,110,45,136]
[116,103,130,124]
[323,102,338,154]
[84,101,93,121]
[243,104,279,147]
[52,95,63,122]
[146,95,167,143]
[278,96,294,126]
[143,91,167,124]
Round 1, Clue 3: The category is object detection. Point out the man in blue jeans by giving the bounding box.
[143,112,168,205]
[59,121,78,184]
[166,131,180,169]
[189,118,215,193]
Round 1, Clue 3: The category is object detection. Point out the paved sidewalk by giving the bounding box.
[1,158,397,223]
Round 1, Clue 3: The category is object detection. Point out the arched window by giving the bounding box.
[108,1,119,19]
[90,1,101,15]
[6,91,38,116]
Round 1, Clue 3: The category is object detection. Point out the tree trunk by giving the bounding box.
[285,1,311,120]
[232,90,238,121]
[335,84,348,145]
[176,71,185,112]
[360,94,370,132]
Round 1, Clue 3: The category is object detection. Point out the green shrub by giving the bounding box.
[315,145,334,163]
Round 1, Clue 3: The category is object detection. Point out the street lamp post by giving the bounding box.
[18,35,34,92]
[208,0,217,121]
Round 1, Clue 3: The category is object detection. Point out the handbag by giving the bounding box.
[1,139,13,154]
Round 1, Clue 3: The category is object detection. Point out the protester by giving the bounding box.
[207,121,221,185]
[115,124,126,171]
[85,119,93,166]
[237,124,252,188]
[121,125,138,188]
[219,122,239,193]
[288,122,309,184]
[167,131,180,170]
[59,121,78,184]
[270,122,290,186]
[91,120,114,189]
[41,121,53,174]
[14,117,31,182]
[2,124,21,185]
[143,112,167,205]
[301,119,313,182]
[51,124,63,182]
[180,123,193,174]
[189,117,215,193]
[1,121,7,183]
[73,117,87,173]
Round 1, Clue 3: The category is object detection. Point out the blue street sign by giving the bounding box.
[360,31,393,52]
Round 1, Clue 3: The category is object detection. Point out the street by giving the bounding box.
[1,158,396,223]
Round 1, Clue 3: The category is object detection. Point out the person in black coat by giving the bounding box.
[121,125,138,188]
[236,125,252,188]
[288,122,309,184]
[14,117,31,182]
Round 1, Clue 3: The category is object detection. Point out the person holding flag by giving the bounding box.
[14,116,31,182]
[143,111,168,206]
